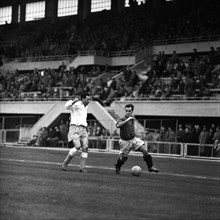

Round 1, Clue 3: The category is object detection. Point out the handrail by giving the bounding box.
[1,34,219,48]
[77,50,138,57]
[153,35,220,45]
[0,130,219,159]
[2,50,138,63]
[1,95,220,102]
[115,96,220,101]
[2,55,75,63]
[2,33,220,63]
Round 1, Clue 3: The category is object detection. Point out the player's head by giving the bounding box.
[125,103,134,116]
[81,92,91,106]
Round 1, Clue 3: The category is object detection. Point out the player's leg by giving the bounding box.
[62,126,81,171]
[115,155,128,174]
[79,136,89,172]
[133,137,159,173]
[138,144,160,173]
[61,139,80,171]
[115,140,130,174]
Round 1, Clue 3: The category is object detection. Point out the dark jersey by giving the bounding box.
[116,115,135,140]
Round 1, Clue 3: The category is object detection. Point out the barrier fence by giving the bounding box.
[0,129,219,160]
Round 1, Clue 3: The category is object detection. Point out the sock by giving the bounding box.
[80,152,88,169]
[143,154,153,169]
[63,147,77,164]
[116,156,128,169]
[63,154,73,165]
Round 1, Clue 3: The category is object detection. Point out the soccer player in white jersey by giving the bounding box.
[61,92,91,172]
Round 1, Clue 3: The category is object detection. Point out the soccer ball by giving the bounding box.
[131,166,142,176]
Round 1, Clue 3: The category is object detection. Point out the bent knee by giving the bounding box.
[143,151,149,156]
[119,156,128,162]
[139,146,149,155]
[72,141,81,150]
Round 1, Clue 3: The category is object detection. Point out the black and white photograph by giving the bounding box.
[0,0,220,219]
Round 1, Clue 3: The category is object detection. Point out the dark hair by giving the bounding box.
[125,103,134,111]
[81,92,90,100]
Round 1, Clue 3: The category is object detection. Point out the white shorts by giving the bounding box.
[118,137,144,157]
[68,125,88,142]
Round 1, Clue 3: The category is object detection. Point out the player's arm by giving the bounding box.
[65,98,79,110]
[116,116,134,128]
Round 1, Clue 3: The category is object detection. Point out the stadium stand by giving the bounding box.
[0,0,220,158]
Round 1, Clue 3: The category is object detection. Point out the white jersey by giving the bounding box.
[65,100,88,127]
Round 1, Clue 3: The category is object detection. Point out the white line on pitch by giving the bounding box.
[1,158,219,181]
[2,144,220,163]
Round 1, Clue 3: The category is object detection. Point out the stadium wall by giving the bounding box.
[112,100,220,118]
[0,101,117,137]
[1,100,220,117]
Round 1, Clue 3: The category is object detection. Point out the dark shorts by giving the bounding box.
[118,137,145,157]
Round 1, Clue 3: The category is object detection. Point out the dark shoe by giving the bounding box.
[79,168,88,173]
[115,164,120,174]
[61,162,67,171]
[149,167,160,173]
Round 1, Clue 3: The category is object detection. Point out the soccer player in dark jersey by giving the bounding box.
[114,103,160,174]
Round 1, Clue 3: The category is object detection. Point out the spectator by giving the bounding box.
[191,124,200,143]
[199,125,209,156]
[103,87,117,106]
[170,51,180,64]
[63,121,69,142]
[47,126,61,147]
[176,124,185,142]
[212,73,220,88]
[117,84,127,98]
[59,120,66,141]
[94,125,103,136]
[27,127,44,146]
[213,126,220,143]
[190,48,200,63]
[185,73,195,98]
[158,126,168,153]
[208,47,216,65]
[103,129,111,137]
[27,127,48,146]
[109,78,117,90]
[127,71,139,88]
[123,65,132,83]
[166,127,176,142]
[213,140,220,157]
[204,127,215,157]
[151,129,160,153]
[182,128,193,144]
[47,127,55,147]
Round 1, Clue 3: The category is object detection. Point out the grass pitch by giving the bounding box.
[0,146,220,220]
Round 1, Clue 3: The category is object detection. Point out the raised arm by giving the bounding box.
[65,98,79,110]
[116,116,134,128]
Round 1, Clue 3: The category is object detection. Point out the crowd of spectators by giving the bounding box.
[142,123,220,157]
[27,119,70,147]
[27,119,114,148]
[133,47,220,99]
[0,46,220,102]
[0,64,103,100]
[0,0,220,59]
[0,0,220,102]
[27,117,220,157]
